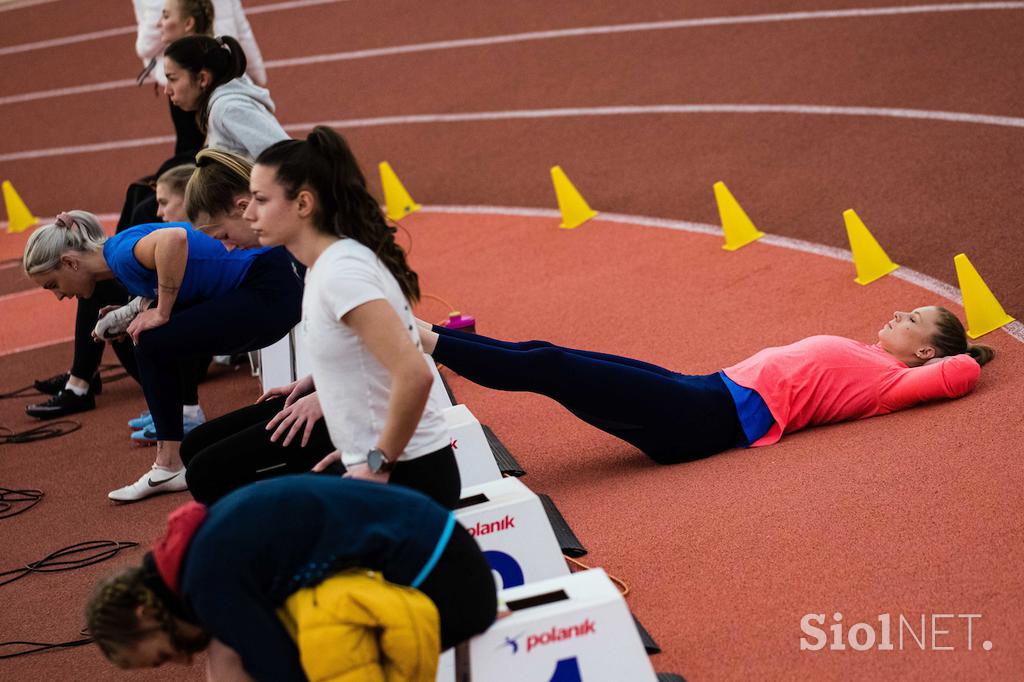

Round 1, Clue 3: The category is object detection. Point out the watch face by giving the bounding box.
[368,449,386,473]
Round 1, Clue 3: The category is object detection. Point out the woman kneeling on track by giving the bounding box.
[178,148,335,504]
[26,166,196,421]
[415,307,994,464]
[86,475,497,681]
[22,206,302,502]
[243,126,462,508]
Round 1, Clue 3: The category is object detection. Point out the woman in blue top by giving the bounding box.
[22,210,302,502]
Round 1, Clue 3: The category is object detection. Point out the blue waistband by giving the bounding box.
[718,371,774,446]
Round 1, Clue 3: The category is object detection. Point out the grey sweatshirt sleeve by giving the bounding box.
[207,98,289,160]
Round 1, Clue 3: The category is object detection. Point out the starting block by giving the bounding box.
[441,568,658,681]
[429,357,454,408]
[456,477,568,590]
[445,404,502,488]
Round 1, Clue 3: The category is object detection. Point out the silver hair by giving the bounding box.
[23,210,107,275]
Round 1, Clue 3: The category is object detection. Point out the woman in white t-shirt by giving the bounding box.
[242,126,460,508]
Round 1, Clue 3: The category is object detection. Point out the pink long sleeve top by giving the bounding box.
[722,335,981,447]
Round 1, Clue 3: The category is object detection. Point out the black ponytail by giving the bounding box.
[257,127,421,303]
[164,35,247,133]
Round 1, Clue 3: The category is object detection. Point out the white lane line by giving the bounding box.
[4,103,1024,163]
[264,2,1024,69]
[0,287,46,303]
[0,335,73,358]
[4,2,1024,103]
[0,0,349,56]
[0,0,62,13]
[299,104,1024,131]
[0,79,137,106]
[0,26,134,56]
[0,212,119,231]
[422,205,1024,343]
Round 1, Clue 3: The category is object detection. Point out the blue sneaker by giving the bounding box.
[128,411,153,430]
[132,411,206,444]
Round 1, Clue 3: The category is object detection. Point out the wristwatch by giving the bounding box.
[367,447,395,474]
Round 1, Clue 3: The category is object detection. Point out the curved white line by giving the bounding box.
[0,0,348,55]
[3,103,1023,163]
[3,2,1024,102]
[1,207,1017,351]
[0,79,137,107]
[421,205,1024,343]
[264,2,1024,69]
[300,104,1024,131]
[0,0,62,13]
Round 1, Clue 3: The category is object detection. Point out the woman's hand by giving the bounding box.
[257,374,314,406]
[311,450,342,472]
[342,462,391,484]
[205,638,255,682]
[127,308,169,344]
[265,393,323,447]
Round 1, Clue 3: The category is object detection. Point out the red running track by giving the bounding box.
[1,2,1022,679]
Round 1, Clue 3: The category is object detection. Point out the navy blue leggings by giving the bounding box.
[430,326,744,464]
[135,249,303,441]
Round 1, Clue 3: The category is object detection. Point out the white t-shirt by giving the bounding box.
[302,239,450,467]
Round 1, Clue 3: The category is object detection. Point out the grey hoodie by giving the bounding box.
[206,77,289,161]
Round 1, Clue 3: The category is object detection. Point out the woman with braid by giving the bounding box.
[243,126,461,508]
[85,475,497,680]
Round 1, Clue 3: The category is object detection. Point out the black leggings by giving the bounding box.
[135,248,303,441]
[183,397,335,505]
[418,522,497,650]
[431,325,745,464]
[71,279,140,385]
[389,445,461,510]
[182,395,460,508]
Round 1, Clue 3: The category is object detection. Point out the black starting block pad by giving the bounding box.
[538,493,587,557]
[633,613,661,655]
[656,674,687,682]
[484,425,526,477]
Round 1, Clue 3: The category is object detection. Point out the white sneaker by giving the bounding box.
[108,465,187,502]
[94,296,152,340]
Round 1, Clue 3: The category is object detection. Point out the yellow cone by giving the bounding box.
[550,166,598,229]
[3,180,38,234]
[713,181,764,251]
[954,253,1014,339]
[379,162,421,221]
[843,209,899,285]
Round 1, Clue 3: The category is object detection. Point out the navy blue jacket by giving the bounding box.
[177,475,455,681]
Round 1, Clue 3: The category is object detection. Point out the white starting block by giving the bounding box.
[445,404,502,488]
[456,477,568,590]
[258,330,296,393]
[438,569,657,682]
[428,357,454,408]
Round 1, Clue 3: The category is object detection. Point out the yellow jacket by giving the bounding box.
[277,569,440,682]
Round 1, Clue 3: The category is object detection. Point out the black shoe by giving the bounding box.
[32,372,101,396]
[26,390,96,420]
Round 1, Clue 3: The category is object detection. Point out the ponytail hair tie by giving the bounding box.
[54,211,79,233]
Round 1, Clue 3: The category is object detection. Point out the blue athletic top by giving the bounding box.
[102,223,270,302]
[179,475,455,682]
[719,372,774,446]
